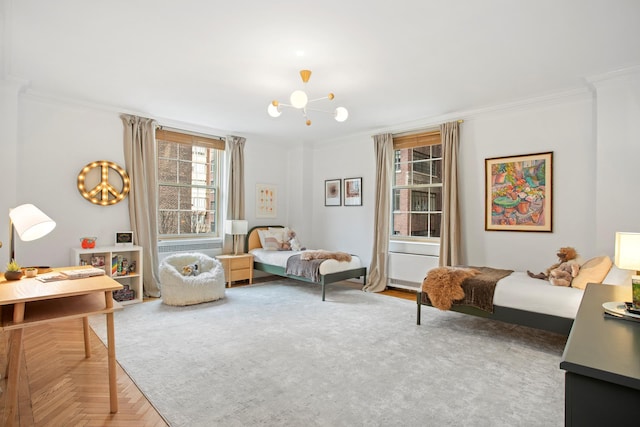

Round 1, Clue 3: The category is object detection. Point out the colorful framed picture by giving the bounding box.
[256,184,277,218]
[344,177,362,206]
[485,152,552,232]
[325,179,341,206]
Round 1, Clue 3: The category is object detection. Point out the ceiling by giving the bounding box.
[5,0,640,144]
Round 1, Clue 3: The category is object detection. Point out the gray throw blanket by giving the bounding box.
[286,254,324,282]
[421,266,513,313]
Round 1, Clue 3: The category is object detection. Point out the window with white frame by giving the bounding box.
[392,130,442,240]
[156,129,224,238]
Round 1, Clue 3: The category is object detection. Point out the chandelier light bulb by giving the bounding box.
[334,107,349,122]
[290,90,308,109]
[267,101,281,117]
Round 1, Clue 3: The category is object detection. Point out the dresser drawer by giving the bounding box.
[230,257,253,270]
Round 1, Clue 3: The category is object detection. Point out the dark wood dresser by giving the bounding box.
[560,283,640,425]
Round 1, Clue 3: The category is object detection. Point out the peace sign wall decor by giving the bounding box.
[77,160,131,206]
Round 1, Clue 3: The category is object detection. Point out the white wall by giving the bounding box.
[4,67,639,281]
[592,68,640,255]
[309,135,376,268]
[461,93,597,273]
[12,96,131,267]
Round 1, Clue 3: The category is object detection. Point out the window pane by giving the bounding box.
[157,133,221,237]
[158,158,177,182]
[391,142,443,240]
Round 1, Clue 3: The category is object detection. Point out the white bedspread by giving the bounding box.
[493,269,631,319]
[249,249,361,275]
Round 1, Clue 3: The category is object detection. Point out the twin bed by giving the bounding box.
[246,226,367,301]
[416,260,632,335]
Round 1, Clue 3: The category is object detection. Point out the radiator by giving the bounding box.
[388,252,439,289]
[157,238,223,262]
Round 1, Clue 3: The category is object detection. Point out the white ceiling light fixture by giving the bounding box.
[267,69,349,126]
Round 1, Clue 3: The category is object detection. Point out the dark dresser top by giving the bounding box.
[560,283,640,390]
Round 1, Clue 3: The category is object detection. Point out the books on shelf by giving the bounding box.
[602,301,640,323]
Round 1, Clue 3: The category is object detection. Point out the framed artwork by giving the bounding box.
[256,184,277,218]
[115,231,133,246]
[325,179,342,206]
[485,151,552,232]
[344,177,362,206]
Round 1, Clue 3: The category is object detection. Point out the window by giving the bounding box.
[392,130,442,240]
[156,129,225,238]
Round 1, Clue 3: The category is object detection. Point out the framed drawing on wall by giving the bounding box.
[344,177,362,206]
[256,184,277,218]
[485,151,552,232]
[325,179,341,206]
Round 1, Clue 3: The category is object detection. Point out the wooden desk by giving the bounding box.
[0,271,122,426]
[560,283,640,426]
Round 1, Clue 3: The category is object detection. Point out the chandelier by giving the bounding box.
[267,69,349,126]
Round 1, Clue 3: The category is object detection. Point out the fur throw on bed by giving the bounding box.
[300,250,352,262]
[422,267,480,310]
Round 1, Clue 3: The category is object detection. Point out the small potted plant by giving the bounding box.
[4,259,24,281]
[24,267,38,278]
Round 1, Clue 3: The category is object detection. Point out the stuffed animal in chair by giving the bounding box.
[182,263,200,276]
[527,246,581,286]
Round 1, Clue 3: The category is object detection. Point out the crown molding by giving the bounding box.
[585,64,640,85]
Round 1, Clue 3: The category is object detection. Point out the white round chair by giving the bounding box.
[159,253,226,306]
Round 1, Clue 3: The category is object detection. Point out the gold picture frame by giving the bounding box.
[485,152,552,232]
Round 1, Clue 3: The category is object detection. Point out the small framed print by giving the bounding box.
[344,177,362,206]
[115,231,134,246]
[325,179,341,206]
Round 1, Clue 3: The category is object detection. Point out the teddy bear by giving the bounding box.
[527,246,581,286]
[182,263,199,276]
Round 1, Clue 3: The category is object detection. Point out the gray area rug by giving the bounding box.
[90,279,567,427]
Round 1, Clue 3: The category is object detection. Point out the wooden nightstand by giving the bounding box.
[216,254,254,288]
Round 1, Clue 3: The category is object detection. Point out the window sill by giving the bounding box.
[389,239,439,256]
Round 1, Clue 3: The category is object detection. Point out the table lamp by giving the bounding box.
[8,203,57,263]
[614,231,640,309]
[225,220,248,255]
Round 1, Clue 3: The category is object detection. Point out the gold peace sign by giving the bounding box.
[77,160,131,206]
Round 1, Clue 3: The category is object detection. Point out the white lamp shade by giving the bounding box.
[289,90,308,109]
[267,103,281,117]
[224,220,248,236]
[614,232,640,271]
[9,204,56,241]
[334,106,349,122]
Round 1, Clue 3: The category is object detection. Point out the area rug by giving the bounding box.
[90,279,567,427]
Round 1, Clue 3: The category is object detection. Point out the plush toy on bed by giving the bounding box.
[182,263,200,276]
[278,228,306,251]
[527,246,581,287]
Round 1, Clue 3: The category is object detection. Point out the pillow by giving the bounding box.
[261,229,284,250]
[602,264,633,287]
[268,227,285,242]
[571,256,613,290]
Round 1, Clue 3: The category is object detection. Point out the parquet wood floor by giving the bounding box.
[0,317,168,427]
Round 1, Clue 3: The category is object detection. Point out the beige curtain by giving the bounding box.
[439,121,462,266]
[121,114,161,297]
[363,133,393,293]
[225,136,246,254]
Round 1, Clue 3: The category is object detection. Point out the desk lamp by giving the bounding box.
[224,220,248,255]
[614,231,640,309]
[8,204,57,263]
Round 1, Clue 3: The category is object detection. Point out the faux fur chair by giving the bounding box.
[159,253,226,306]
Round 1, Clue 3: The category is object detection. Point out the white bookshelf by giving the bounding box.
[70,245,143,305]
